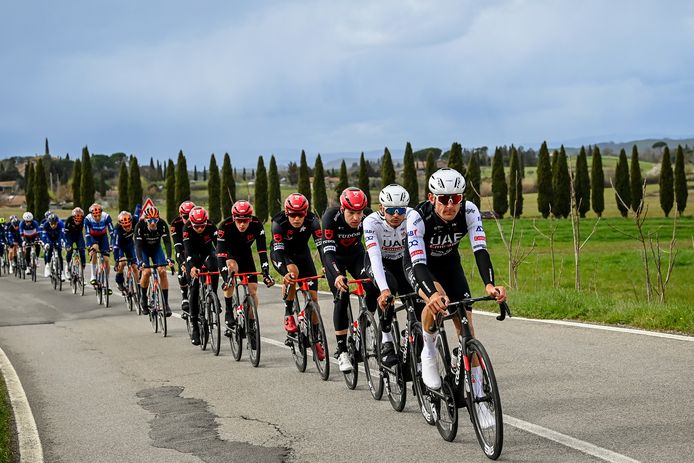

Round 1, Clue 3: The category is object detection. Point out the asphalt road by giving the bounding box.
[0,269,692,463]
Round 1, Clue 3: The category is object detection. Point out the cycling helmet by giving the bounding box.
[44,210,52,219]
[340,187,367,211]
[428,168,466,195]
[284,193,309,213]
[379,184,409,207]
[89,203,103,214]
[232,200,253,218]
[48,213,59,224]
[118,211,132,226]
[0,218,5,224]
[23,212,34,221]
[189,206,208,225]
[179,201,195,217]
[10,217,19,226]
[142,207,160,220]
[72,207,84,217]
[9,215,17,221]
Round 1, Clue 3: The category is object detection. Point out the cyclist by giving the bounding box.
[64,208,87,277]
[321,187,377,372]
[41,213,65,281]
[270,193,324,357]
[39,210,53,272]
[19,212,41,275]
[170,201,195,316]
[6,216,21,273]
[112,211,139,294]
[363,184,417,367]
[183,207,219,346]
[217,200,274,335]
[84,203,114,290]
[0,218,6,270]
[405,168,506,427]
[135,206,174,316]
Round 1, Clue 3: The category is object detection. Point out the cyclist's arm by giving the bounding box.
[269,220,290,276]
[84,219,95,247]
[134,223,146,262]
[254,222,270,275]
[364,216,389,292]
[160,220,172,259]
[465,202,495,286]
[320,210,341,281]
[406,209,437,298]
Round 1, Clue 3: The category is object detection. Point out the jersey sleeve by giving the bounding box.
[364,215,388,292]
[161,220,172,259]
[84,218,94,246]
[254,221,270,274]
[464,202,495,286]
[320,210,341,281]
[406,209,437,298]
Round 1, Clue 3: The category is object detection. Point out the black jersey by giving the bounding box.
[217,216,269,271]
[170,215,186,263]
[270,211,322,258]
[320,206,371,279]
[64,216,84,236]
[135,219,172,258]
[182,221,217,268]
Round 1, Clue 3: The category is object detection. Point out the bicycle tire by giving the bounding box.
[343,304,358,390]
[104,269,110,308]
[199,296,209,350]
[158,287,167,337]
[435,337,458,442]
[79,265,85,296]
[410,322,436,426]
[52,259,58,290]
[57,258,63,292]
[308,302,330,381]
[386,319,407,412]
[149,289,158,333]
[246,296,261,367]
[207,292,221,355]
[361,310,384,399]
[31,255,37,282]
[465,339,503,460]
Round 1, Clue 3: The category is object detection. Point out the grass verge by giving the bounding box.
[0,374,15,463]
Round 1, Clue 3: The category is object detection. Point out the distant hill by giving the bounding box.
[561,138,694,156]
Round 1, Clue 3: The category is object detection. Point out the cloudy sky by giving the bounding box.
[1,0,693,167]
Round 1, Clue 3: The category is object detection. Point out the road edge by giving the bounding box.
[0,347,43,463]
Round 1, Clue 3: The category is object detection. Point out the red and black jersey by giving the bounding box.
[170,215,186,263]
[216,216,269,272]
[270,211,322,257]
[182,221,217,268]
[320,206,373,280]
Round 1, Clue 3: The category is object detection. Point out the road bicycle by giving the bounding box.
[142,264,169,337]
[193,268,221,353]
[0,246,9,276]
[227,272,263,367]
[68,248,85,296]
[283,275,330,381]
[47,243,63,291]
[92,250,110,307]
[421,295,511,459]
[25,242,39,283]
[120,261,140,313]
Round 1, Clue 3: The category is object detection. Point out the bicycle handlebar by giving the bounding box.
[447,295,512,321]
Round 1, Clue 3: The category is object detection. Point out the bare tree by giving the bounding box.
[569,166,600,290]
[490,198,535,289]
[532,212,559,288]
[649,218,678,303]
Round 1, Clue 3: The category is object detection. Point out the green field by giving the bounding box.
[0,376,14,463]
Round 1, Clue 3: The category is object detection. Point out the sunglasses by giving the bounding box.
[146,218,159,224]
[435,194,463,205]
[192,223,206,230]
[384,207,407,216]
[234,217,251,223]
[287,212,306,218]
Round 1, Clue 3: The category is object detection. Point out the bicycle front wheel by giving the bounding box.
[410,323,436,426]
[343,307,358,390]
[207,291,221,355]
[435,336,458,442]
[466,338,503,460]
[361,310,383,400]
[159,288,167,337]
[386,319,407,412]
[57,259,63,292]
[308,302,330,381]
[246,296,261,367]
[149,291,159,333]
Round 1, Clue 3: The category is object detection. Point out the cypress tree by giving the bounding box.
[298,150,312,204]
[242,168,247,181]
[45,138,50,155]
[221,153,235,216]
[255,156,268,222]
[203,166,207,181]
[553,146,571,218]
[336,160,349,202]
[614,148,631,217]
[25,162,35,213]
[466,152,481,209]
[268,155,281,217]
[674,145,688,216]
[193,165,198,181]
[71,159,81,208]
[358,152,371,207]
[162,161,167,179]
[175,150,190,207]
[659,146,674,217]
[402,142,419,206]
[80,146,95,209]
[129,157,143,211]
[536,141,553,218]
[35,158,50,215]
[575,146,591,217]
[381,147,395,187]
[97,171,108,198]
[630,145,643,212]
[424,151,436,197]
[591,145,605,217]
[448,142,465,176]
[509,146,523,217]
[118,161,129,212]
[157,160,163,180]
[165,159,176,222]
[491,147,508,217]
[149,157,155,172]
[313,154,328,215]
[208,154,221,224]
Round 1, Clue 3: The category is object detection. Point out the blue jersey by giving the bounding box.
[19,220,41,242]
[84,213,114,246]
[0,224,5,243]
[112,223,135,250]
[42,220,65,244]
[6,224,20,245]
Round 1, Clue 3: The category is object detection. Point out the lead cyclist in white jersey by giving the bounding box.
[363,184,420,367]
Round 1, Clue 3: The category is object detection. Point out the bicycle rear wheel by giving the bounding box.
[361,310,383,400]
[207,291,221,355]
[343,307,358,390]
[308,302,330,381]
[466,339,503,460]
[410,323,436,426]
[246,296,261,367]
[386,319,407,412]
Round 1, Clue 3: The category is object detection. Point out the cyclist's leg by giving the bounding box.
[238,253,259,307]
[352,252,378,313]
[176,252,189,311]
[114,247,126,290]
[151,245,170,310]
[186,264,201,344]
[328,257,350,354]
[139,251,153,310]
[221,256,239,326]
[99,236,111,277]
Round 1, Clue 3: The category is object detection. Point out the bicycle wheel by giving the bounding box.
[410,323,436,426]
[343,306,358,390]
[308,302,330,381]
[386,319,407,412]
[57,259,63,292]
[159,288,168,337]
[149,290,158,333]
[465,339,503,460]
[199,297,209,350]
[31,255,37,282]
[435,337,458,442]
[246,296,261,367]
[361,311,384,399]
[207,291,221,355]
[52,259,58,290]
[79,265,85,296]
[126,276,134,311]
[104,270,110,308]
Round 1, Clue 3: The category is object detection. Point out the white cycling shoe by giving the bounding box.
[421,355,441,389]
[477,402,495,429]
[44,266,50,278]
[337,352,352,372]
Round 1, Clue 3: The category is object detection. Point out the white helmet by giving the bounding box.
[379,184,409,207]
[23,212,34,221]
[428,168,466,195]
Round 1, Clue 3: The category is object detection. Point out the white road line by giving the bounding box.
[503,415,640,463]
[0,346,44,463]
